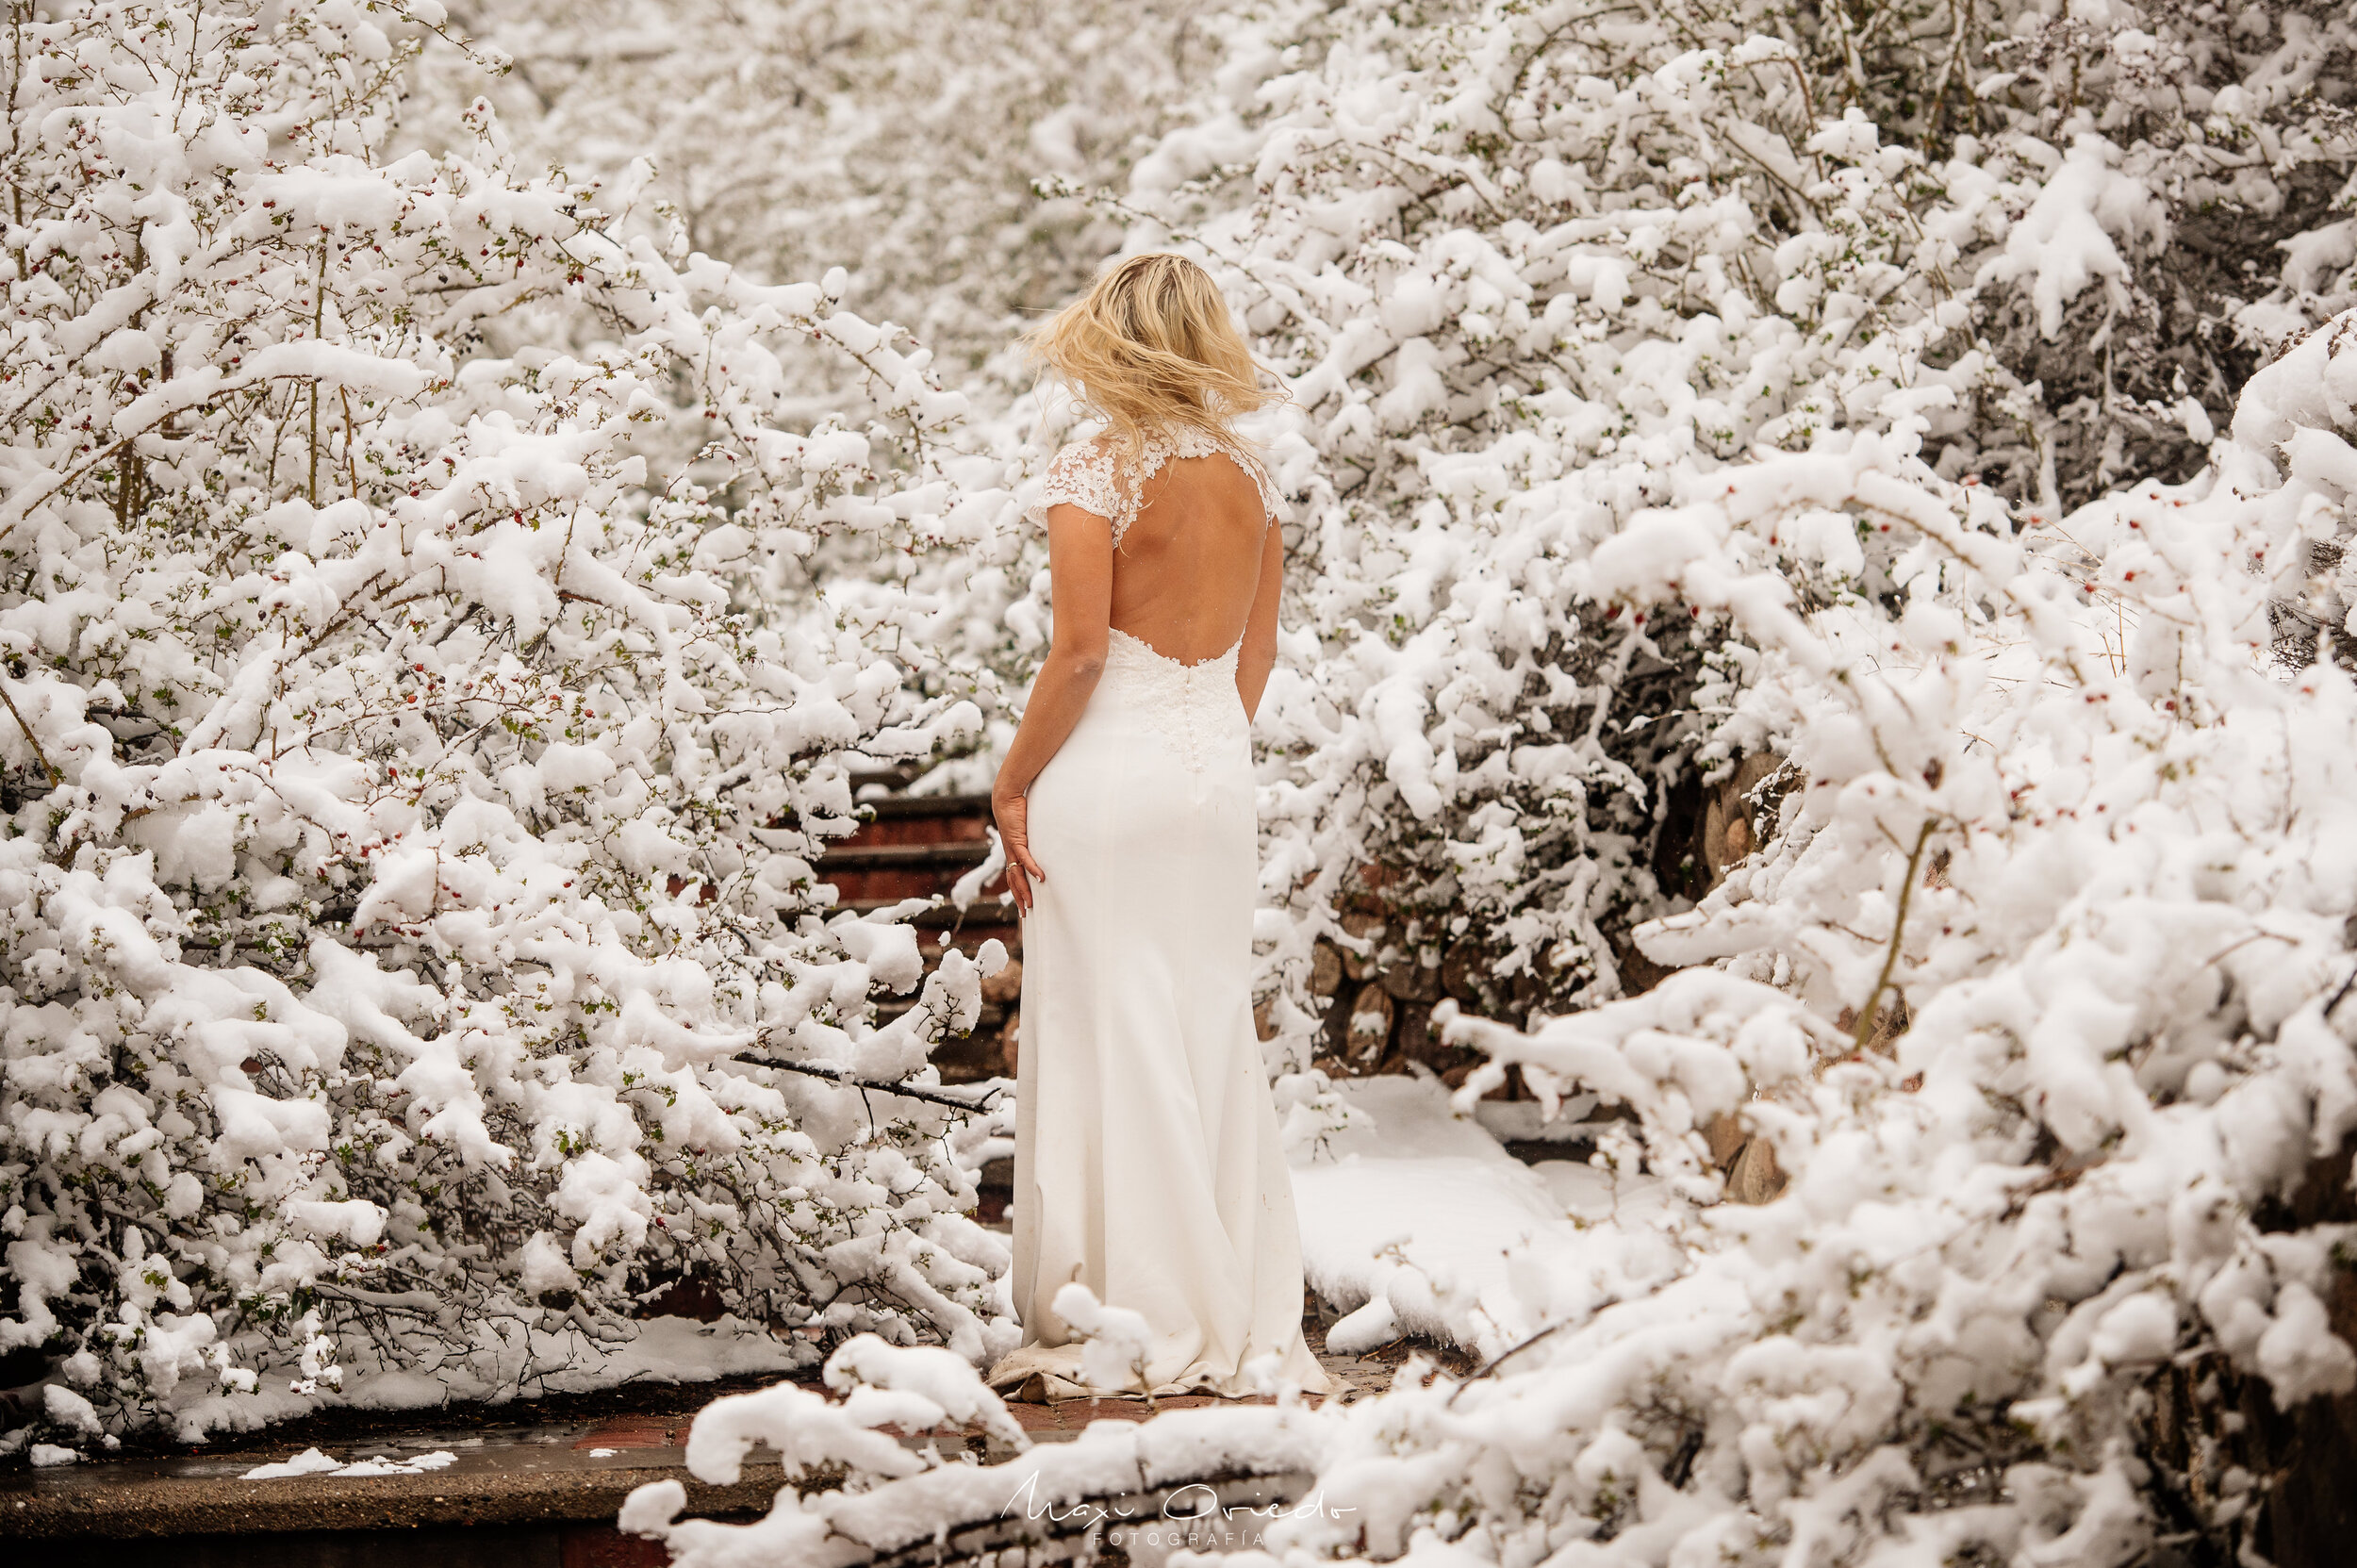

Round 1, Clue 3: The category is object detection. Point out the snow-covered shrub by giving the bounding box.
[963,0,2342,1081]
[1947,0,2357,509]
[1256,299,2357,1568]
[404,0,1208,382]
[633,303,2357,1568]
[0,0,1021,1445]
[597,3,2357,1557]
[1071,2,2003,1060]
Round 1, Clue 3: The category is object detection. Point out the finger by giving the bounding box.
[1019,849,1046,883]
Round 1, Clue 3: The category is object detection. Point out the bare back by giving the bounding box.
[1027,425,1282,668]
[1110,452,1271,664]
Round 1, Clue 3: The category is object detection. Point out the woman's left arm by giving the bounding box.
[1236,520,1283,722]
[991,503,1115,915]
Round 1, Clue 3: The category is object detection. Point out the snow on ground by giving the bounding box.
[1285,1075,1687,1362]
[240,1446,458,1480]
[149,1316,812,1444]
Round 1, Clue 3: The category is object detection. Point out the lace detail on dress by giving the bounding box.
[1101,626,1248,772]
[1022,424,1281,547]
[1024,439,1126,537]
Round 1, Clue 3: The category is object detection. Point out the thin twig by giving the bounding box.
[1854,819,1935,1053]
[730,1052,1003,1113]
[0,674,60,786]
[2321,958,2357,1021]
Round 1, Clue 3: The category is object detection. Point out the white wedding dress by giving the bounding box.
[982,426,1330,1400]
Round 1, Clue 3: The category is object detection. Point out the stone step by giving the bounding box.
[821,799,1019,1098]
[45,1522,662,1568]
[8,1402,791,1563]
[11,1318,1414,1565]
[819,788,1017,966]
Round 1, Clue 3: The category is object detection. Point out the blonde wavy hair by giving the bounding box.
[1026,253,1282,471]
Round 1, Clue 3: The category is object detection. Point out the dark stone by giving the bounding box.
[1652,765,1708,904]
[1608,932,1679,998]
[1393,1001,1436,1065]
[1318,986,1354,1063]
[1345,983,1394,1064]
[1440,940,1487,1003]
[637,1275,725,1324]
[1379,953,1442,1002]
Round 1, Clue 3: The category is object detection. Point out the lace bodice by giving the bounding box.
[1022,423,1281,546]
[1100,626,1248,773]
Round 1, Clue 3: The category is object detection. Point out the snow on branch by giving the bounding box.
[0,0,1020,1446]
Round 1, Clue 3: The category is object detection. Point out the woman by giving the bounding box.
[981,254,1331,1401]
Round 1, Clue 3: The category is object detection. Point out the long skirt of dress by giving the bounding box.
[983,630,1330,1399]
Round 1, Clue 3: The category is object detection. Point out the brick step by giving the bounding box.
[844,896,1015,926]
[857,791,994,819]
[834,794,992,851]
[820,840,994,870]
[822,787,1020,1081]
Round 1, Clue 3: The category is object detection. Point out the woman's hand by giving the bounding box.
[992,784,1048,916]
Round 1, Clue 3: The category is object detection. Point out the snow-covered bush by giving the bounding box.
[966,0,2345,1082]
[0,0,1023,1445]
[1071,0,2003,1062]
[406,0,1208,381]
[1261,297,2357,1568]
[675,7,2357,1553]
[634,286,2357,1568]
[1938,0,2357,508]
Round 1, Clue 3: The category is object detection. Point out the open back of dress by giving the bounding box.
[983,424,1329,1400]
[1025,423,1282,662]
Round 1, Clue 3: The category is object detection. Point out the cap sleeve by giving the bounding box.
[1022,438,1124,533]
[1190,428,1282,531]
[1244,448,1282,527]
